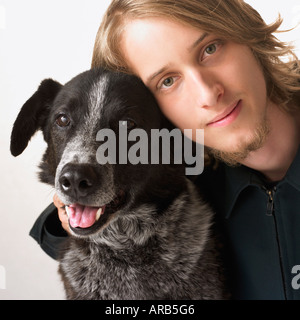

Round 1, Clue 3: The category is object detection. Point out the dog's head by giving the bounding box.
[11,68,184,238]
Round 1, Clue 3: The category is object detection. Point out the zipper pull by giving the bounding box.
[264,187,277,216]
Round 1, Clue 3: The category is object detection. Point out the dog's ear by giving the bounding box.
[10,79,62,157]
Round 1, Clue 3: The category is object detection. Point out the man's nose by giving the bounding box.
[188,70,224,109]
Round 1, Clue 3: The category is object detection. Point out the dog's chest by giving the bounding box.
[59,238,201,300]
[60,242,140,299]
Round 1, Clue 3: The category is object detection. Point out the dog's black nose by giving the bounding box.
[59,164,100,198]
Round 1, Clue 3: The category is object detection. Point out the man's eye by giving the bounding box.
[158,76,178,90]
[205,43,217,55]
[56,114,70,127]
[162,77,174,87]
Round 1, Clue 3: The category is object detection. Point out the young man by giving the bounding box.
[30,0,300,299]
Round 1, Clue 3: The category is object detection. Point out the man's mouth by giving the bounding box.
[65,190,126,233]
[207,100,242,128]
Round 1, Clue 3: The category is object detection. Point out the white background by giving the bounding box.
[0,0,299,299]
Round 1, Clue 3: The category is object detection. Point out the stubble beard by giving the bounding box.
[208,118,271,167]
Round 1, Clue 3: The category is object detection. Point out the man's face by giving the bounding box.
[121,18,271,162]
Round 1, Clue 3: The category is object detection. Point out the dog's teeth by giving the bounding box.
[96,208,102,221]
[65,205,70,217]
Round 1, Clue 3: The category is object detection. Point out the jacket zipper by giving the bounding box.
[262,186,287,299]
[265,187,276,216]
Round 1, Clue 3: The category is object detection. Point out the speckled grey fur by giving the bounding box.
[59,179,229,299]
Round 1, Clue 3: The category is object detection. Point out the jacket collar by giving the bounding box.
[222,164,257,219]
[222,144,300,219]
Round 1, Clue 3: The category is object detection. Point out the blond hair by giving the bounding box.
[92,0,300,111]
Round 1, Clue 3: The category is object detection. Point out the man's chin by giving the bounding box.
[208,148,247,167]
[208,121,271,167]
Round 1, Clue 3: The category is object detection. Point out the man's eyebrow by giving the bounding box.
[146,66,169,86]
[188,32,209,52]
[146,32,209,86]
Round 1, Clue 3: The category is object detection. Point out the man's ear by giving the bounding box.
[10,79,62,157]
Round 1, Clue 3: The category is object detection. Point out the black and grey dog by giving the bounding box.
[10,68,229,299]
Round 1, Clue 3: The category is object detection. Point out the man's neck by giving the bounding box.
[241,103,300,182]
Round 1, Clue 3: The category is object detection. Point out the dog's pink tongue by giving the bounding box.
[68,204,98,228]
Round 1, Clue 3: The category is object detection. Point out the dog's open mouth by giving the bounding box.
[65,190,126,234]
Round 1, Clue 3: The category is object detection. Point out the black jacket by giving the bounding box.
[195,145,300,299]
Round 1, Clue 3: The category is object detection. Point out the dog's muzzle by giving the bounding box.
[57,162,126,235]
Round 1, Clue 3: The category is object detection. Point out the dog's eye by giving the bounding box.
[56,114,70,127]
[120,120,136,130]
